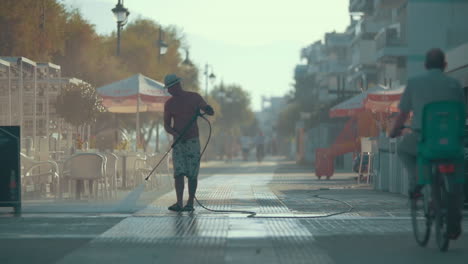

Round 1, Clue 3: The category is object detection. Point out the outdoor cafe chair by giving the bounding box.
[133,155,152,188]
[62,153,107,200]
[134,153,172,190]
[103,152,118,198]
[20,153,60,199]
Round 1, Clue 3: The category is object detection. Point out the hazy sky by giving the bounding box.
[63,0,350,110]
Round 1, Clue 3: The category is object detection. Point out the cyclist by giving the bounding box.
[389,48,465,238]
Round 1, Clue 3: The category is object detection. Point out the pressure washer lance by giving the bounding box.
[144,108,353,218]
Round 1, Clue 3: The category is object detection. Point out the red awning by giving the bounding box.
[329,85,387,117]
[364,86,404,113]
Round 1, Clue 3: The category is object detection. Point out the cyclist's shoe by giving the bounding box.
[409,185,423,200]
[447,227,462,240]
[409,191,423,199]
[448,219,462,240]
[409,190,423,200]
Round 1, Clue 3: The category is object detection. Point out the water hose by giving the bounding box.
[145,109,354,218]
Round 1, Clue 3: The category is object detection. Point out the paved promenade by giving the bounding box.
[1,158,467,264]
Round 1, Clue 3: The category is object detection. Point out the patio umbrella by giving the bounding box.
[97,74,171,150]
[329,85,387,118]
[364,86,405,113]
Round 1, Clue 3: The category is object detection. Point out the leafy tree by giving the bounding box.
[0,0,67,61]
[211,83,254,133]
[276,102,301,138]
[54,9,128,87]
[55,82,106,128]
[99,19,201,149]
[1,2,205,152]
[207,83,255,159]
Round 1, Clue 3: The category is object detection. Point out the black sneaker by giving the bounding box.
[182,204,194,212]
[409,185,423,200]
[448,226,462,240]
[168,203,183,212]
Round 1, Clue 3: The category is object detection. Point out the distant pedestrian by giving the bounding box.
[255,131,265,163]
[240,135,251,161]
[163,74,215,212]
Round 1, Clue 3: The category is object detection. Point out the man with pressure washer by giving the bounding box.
[163,74,214,212]
[389,48,465,238]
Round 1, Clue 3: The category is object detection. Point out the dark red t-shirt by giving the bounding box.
[164,91,207,140]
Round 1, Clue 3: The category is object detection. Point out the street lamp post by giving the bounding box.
[204,64,216,97]
[153,29,169,153]
[158,29,168,62]
[112,0,130,56]
[182,48,193,67]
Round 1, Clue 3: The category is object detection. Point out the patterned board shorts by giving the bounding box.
[172,139,201,180]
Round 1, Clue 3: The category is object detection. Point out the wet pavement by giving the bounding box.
[1,158,468,263]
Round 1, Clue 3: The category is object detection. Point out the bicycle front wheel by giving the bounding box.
[411,185,432,247]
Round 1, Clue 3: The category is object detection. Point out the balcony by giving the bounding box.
[349,0,373,14]
[307,64,320,75]
[301,42,326,65]
[375,24,407,61]
[325,61,348,74]
[353,18,389,41]
[294,65,308,80]
[375,0,406,10]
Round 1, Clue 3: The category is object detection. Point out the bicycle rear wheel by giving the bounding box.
[433,175,450,252]
[411,185,432,247]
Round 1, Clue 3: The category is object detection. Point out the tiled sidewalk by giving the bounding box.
[45,159,468,263]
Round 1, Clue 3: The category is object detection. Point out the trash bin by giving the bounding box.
[0,126,21,214]
[315,148,334,179]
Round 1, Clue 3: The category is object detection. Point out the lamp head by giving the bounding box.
[112,2,130,23]
[159,41,168,55]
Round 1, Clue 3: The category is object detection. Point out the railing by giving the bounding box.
[349,0,373,13]
[373,135,409,195]
[375,26,405,51]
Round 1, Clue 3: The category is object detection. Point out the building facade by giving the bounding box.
[0,56,87,153]
[289,0,468,173]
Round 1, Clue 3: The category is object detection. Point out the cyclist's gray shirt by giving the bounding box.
[399,69,465,130]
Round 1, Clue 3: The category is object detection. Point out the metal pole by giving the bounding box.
[57,71,62,159]
[19,59,23,144]
[114,113,118,147]
[158,29,162,62]
[46,67,50,141]
[136,94,140,151]
[57,119,62,160]
[205,64,208,97]
[87,124,91,150]
[116,22,121,56]
[8,65,11,125]
[156,122,160,152]
[33,64,37,147]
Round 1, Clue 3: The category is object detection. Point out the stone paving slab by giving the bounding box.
[3,159,468,264]
[56,161,335,264]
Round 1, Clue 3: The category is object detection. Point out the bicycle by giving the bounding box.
[409,101,465,252]
[411,162,464,251]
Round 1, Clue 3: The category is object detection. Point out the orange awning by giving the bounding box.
[364,86,404,113]
[364,99,397,113]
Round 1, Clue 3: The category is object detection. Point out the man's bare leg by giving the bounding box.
[175,176,185,207]
[187,178,198,206]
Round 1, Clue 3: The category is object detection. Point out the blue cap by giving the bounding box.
[164,74,181,88]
